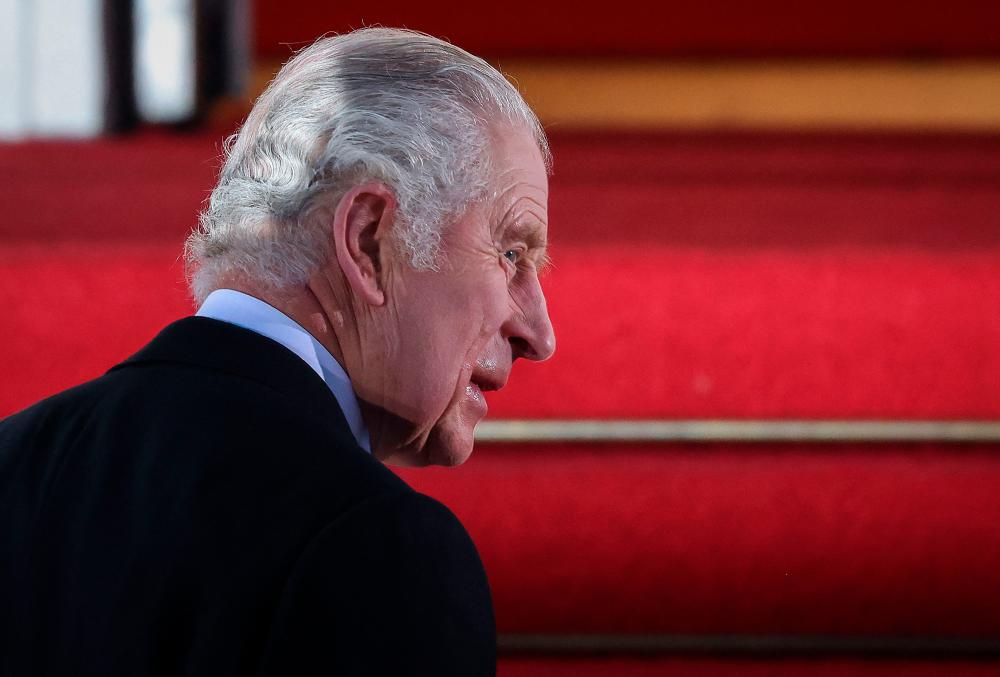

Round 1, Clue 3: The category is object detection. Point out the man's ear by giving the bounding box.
[330,182,397,306]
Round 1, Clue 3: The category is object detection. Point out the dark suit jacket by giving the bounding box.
[0,317,496,676]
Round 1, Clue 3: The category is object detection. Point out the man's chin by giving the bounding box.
[364,400,479,467]
[415,423,476,467]
[380,440,473,468]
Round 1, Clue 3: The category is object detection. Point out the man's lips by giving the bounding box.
[470,369,507,393]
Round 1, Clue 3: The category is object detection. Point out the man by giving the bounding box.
[0,28,554,676]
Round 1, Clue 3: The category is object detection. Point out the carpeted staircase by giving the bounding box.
[2,131,999,674]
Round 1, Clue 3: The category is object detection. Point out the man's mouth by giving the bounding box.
[470,371,506,393]
[471,356,508,394]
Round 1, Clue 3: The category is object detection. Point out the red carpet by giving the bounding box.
[2,132,999,418]
[4,243,998,418]
[498,657,1000,676]
[2,131,999,666]
[254,0,1000,58]
[0,242,191,414]
[398,444,1000,636]
[0,133,219,242]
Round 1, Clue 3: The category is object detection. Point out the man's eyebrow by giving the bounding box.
[507,220,552,274]
[505,219,547,249]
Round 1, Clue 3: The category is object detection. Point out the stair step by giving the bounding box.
[396,443,1000,636]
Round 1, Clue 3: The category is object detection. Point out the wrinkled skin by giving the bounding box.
[254,124,555,467]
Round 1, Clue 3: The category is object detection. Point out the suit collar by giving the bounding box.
[111,316,356,442]
[195,289,371,453]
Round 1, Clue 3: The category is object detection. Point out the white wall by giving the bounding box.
[0,0,27,138]
[0,0,106,139]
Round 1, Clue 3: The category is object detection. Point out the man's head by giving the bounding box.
[186,28,555,467]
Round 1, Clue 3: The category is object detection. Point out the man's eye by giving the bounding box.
[503,249,520,264]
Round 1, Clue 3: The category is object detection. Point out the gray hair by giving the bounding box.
[185,27,550,304]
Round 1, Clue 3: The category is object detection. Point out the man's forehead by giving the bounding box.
[480,126,549,242]
[489,126,548,187]
[488,167,549,229]
[496,192,546,231]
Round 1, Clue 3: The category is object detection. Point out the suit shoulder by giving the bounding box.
[326,490,478,553]
[308,489,491,621]
[0,374,111,471]
[258,490,495,675]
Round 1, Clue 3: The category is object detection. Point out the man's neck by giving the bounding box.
[215,279,349,371]
[207,275,397,462]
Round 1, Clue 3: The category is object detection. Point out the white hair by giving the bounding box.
[185,27,550,304]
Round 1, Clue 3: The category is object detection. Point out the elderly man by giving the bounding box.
[0,28,554,676]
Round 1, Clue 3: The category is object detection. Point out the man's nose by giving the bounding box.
[506,278,556,362]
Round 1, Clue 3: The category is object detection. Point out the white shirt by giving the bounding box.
[196,289,372,454]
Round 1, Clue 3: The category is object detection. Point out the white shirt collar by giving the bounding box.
[195,289,372,454]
